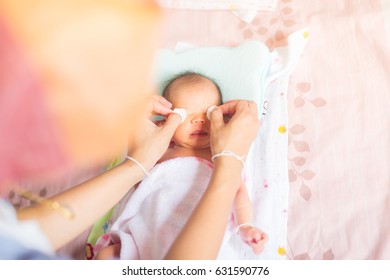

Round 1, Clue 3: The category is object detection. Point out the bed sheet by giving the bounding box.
[160,0,390,259]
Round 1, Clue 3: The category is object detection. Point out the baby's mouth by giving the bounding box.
[190,130,209,137]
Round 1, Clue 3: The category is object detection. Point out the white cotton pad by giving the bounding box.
[206,106,218,121]
[172,108,187,123]
[153,40,272,117]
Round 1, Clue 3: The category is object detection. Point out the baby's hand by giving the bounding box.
[238,226,268,255]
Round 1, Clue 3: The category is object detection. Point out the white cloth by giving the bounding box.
[240,29,309,259]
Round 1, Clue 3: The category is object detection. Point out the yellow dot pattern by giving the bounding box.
[278,247,286,256]
[278,125,287,134]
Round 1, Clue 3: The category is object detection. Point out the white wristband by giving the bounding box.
[211,150,245,166]
[126,156,149,176]
[234,223,253,234]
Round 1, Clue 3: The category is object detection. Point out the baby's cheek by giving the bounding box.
[205,120,211,130]
[172,125,186,141]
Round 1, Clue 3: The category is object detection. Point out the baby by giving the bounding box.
[96,72,267,259]
[160,72,268,254]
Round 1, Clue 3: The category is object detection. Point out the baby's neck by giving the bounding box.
[159,146,212,164]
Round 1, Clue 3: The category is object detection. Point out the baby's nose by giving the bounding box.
[191,116,206,124]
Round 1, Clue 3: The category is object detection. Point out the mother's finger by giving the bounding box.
[219,100,258,121]
[218,100,242,117]
[246,100,258,115]
[235,100,258,119]
[159,113,181,137]
[152,95,173,116]
[209,107,223,128]
[153,95,173,108]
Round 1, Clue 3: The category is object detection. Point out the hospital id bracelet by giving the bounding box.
[126,156,150,176]
[211,150,245,166]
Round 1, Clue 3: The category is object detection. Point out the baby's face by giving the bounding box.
[168,79,221,150]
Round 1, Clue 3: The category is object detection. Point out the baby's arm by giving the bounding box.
[233,182,253,226]
[95,244,121,260]
[233,182,268,255]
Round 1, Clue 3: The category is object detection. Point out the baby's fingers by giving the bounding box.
[260,232,269,242]
[243,229,262,242]
[252,243,265,255]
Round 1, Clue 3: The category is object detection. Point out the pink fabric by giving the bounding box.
[161,0,390,259]
[285,0,390,260]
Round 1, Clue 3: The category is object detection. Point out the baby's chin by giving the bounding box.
[175,142,210,150]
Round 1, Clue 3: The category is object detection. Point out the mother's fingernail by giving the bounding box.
[172,108,187,123]
[206,106,218,120]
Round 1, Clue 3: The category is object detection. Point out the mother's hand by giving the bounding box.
[165,100,260,260]
[128,95,181,170]
[209,100,260,157]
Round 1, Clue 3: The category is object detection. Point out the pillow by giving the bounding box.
[153,40,271,117]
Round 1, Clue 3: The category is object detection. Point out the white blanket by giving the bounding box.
[110,157,241,259]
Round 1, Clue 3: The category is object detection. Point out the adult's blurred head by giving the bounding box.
[0,0,162,194]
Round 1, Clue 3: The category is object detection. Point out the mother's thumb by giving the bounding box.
[210,108,223,127]
[160,113,181,136]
